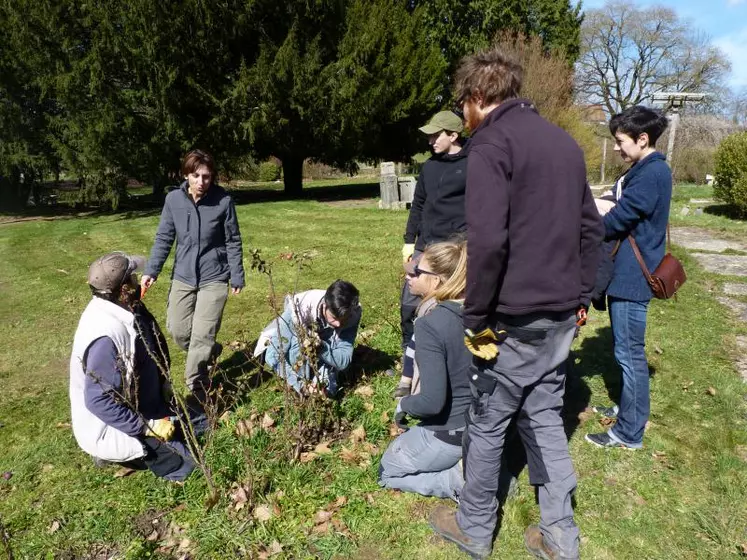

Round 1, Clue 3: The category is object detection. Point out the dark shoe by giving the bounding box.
[393,383,411,398]
[592,405,618,419]
[525,525,574,560]
[584,432,640,450]
[429,505,491,559]
[383,368,397,377]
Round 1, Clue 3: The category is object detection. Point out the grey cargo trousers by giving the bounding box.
[457,310,580,558]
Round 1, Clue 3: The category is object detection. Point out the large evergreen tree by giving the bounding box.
[3,0,256,200]
[411,0,583,71]
[1,0,581,201]
[230,0,446,194]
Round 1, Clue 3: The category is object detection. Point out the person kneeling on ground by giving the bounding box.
[254,280,361,397]
[69,252,195,482]
[378,240,472,501]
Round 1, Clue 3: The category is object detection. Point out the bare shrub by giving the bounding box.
[492,32,603,182]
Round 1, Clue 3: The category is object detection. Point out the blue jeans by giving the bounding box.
[378,426,464,500]
[608,297,650,447]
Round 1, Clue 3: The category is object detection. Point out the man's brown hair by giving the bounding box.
[181,149,216,177]
[454,48,523,107]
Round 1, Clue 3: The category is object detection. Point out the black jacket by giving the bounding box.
[463,99,603,330]
[400,301,472,432]
[404,148,468,252]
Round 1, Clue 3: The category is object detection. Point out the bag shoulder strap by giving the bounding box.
[627,235,654,284]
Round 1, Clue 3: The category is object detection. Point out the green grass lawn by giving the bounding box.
[0,186,746,559]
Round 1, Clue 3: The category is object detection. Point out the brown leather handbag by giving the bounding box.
[628,225,686,299]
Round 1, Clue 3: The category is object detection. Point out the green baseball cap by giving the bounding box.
[418,111,464,135]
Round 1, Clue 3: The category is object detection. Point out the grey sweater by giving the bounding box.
[400,301,471,432]
[145,182,245,288]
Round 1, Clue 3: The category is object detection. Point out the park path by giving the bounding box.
[672,226,747,382]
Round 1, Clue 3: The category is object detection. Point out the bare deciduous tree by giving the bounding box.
[576,0,731,115]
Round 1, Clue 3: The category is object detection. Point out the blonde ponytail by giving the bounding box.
[421,238,467,303]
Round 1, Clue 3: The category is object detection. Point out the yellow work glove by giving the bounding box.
[464,328,506,360]
[145,417,175,441]
[402,243,416,263]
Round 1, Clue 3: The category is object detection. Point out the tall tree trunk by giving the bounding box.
[151,172,170,205]
[282,156,304,196]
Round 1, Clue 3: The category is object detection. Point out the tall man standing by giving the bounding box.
[429,49,603,559]
[400,111,468,351]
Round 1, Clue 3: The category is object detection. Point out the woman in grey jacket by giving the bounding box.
[379,240,471,500]
[142,150,245,399]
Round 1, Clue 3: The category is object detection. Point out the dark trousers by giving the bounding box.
[457,311,580,558]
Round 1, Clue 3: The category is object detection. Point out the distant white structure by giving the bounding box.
[651,92,708,163]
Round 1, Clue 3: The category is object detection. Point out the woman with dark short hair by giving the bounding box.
[142,150,245,401]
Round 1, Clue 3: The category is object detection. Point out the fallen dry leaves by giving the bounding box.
[261,413,276,430]
[253,504,274,522]
[257,540,284,559]
[354,385,374,398]
[350,425,366,444]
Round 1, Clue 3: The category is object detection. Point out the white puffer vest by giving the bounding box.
[69,297,146,462]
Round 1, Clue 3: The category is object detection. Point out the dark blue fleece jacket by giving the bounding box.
[604,152,672,302]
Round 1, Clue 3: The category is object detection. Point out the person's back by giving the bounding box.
[465,100,595,319]
[403,301,471,431]
[429,47,602,560]
[605,153,672,301]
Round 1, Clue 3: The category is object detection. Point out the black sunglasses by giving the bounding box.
[411,265,439,278]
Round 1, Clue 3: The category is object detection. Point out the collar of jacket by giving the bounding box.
[621,151,667,185]
[179,180,218,204]
[432,146,468,162]
[472,98,537,135]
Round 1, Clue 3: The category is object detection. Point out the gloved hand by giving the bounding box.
[402,243,415,263]
[145,417,175,441]
[394,399,409,429]
[464,328,506,360]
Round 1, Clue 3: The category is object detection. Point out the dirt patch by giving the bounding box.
[132,508,171,540]
[0,211,96,226]
[323,199,378,208]
[57,544,120,560]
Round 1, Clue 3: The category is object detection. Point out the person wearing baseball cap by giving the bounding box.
[68,251,195,481]
[397,110,468,397]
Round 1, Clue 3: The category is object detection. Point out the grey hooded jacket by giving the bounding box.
[145,182,245,288]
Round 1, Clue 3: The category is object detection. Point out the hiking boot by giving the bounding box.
[584,432,640,450]
[429,505,491,559]
[592,405,618,419]
[393,382,411,398]
[525,525,577,560]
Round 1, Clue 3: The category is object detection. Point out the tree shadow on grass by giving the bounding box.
[213,344,275,409]
[704,204,746,220]
[338,344,397,395]
[229,181,380,206]
[568,326,619,413]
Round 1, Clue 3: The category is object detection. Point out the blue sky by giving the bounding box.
[581,0,747,90]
